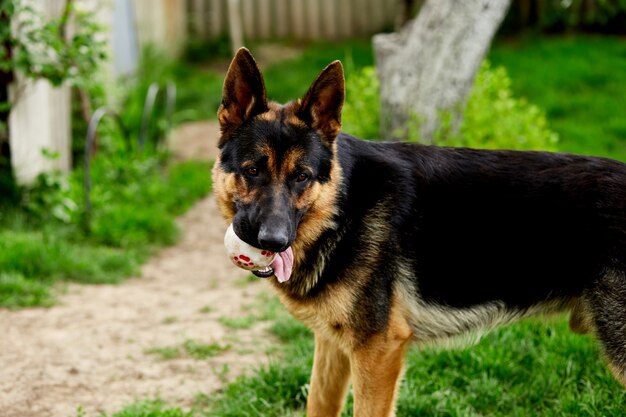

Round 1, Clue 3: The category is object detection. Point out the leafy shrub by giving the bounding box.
[23,169,78,224]
[0,154,212,307]
[91,203,178,248]
[342,66,380,140]
[0,272,52,308]
[434,61,559,151]
[342,62,559,152]
[82,156,211,248]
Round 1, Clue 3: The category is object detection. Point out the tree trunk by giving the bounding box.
[373,0,511,142]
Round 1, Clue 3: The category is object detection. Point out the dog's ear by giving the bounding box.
[298,61,345,146]
[218,48,268,146]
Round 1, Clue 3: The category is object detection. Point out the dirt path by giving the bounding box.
[0,121,275,417]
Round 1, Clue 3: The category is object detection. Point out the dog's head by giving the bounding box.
[213,48,344,272]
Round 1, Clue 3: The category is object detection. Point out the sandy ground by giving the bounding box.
[0,122,276,417]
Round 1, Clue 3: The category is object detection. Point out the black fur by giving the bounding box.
[285,134,626,338]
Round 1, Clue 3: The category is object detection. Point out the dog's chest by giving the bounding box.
[275,283,359,349]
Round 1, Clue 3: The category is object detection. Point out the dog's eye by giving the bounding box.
[296,172,309,183]
[245,167,259,177]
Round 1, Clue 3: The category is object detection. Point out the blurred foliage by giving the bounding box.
[433,61,559,151]
[342,66,380,140]
[0,36,215,307]
[501,0,626,34]
[341,61,559,152]
[1,0,109,189]
[0,154,213,308]
[184,34,232,63]
[0,0,107,88]
[262,41,374,103]
[490,35,626,161]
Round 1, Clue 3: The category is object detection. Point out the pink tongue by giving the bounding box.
[271,247,294,283]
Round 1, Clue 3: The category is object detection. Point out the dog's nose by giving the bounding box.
[258,225,290,252]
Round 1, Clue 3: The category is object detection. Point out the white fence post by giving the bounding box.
[134,0,188,58]
[9,0,71,185]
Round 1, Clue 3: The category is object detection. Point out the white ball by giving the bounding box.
[224,223,277,271]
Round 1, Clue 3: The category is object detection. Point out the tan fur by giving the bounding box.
[257,108,278,122]
[569,298,593,335]
[349,293,413,417]
[278,277,412,417]
[307,335,351,417]
[276,279,357,350]
[211,158,236,222]
[608,363,626,386]
[280,148,307,180]
[288,144,343,289]
[394,264,577,347]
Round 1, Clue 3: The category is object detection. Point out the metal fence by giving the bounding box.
[187,0,400,41]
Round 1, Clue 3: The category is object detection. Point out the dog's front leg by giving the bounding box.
[350,313,412,417]
[306,334,351,417]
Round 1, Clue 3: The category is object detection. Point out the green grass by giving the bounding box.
[204,313,313,417]
[204,314,626,417]
[83,399,193,417]
[0,272,52,308]
[105,310,626,417]
[397,319,626,416]
[0,159,213,308]
[490,35,626,161]
[145,339,231,361]
[261,41,374,104]
[169,40,374,123]
[218,315,257,330]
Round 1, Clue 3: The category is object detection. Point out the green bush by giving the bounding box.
[342,62,559,152]
[0,272,52,309]
[91,203,178,248]
[0,156,213,307]
[342,66,380,140]
[83,157,212,248]
[0,231,137,284]
[434,61,559,151]
[93,400,193,417]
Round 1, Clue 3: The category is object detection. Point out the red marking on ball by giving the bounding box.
[239,254,251,262]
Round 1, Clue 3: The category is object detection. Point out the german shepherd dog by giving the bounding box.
[213,48,626,416]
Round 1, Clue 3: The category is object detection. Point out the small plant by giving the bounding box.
[342,66,380,140]
[22,168,78,224]
[433,61,559,151]
[0,272,52,309]
[99,399,193,417]
[219,315,256,330]
[145,346,182,361]
[341,62,559,152]
[198,305,214,314]
[145,339,231,361]
[161,316,178,324]
[183,339,230,360]
[1,0,108,130]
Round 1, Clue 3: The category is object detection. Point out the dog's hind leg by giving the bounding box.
[569,298,594,334]
[587,269,626,386]
[307,334,351,417]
